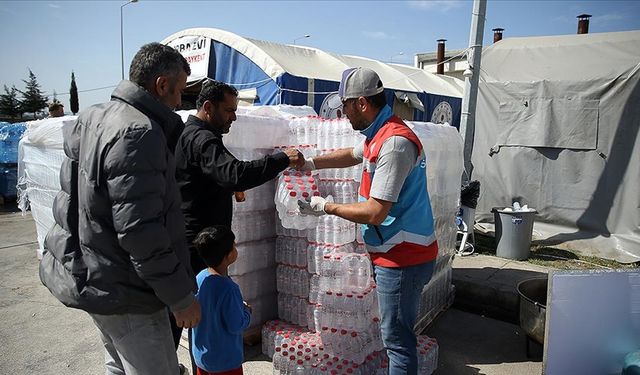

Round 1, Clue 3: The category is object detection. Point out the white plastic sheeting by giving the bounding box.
[408,121,464,331]
[17,116,74,258]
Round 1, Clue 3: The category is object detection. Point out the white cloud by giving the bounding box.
[48,3,61,9]
[362,31,394,40]
[408,0,464,12]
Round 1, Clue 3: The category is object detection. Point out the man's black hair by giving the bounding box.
[365,91,387,109]
[193,226,236,268]
[196,80,239,109]
[129,42,191,90]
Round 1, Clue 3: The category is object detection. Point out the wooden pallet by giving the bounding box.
[243,325,262,346]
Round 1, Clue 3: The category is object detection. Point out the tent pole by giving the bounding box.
[460,0,487,181]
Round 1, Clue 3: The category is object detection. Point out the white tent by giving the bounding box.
[472,30,640,263]
[162,28,463,124]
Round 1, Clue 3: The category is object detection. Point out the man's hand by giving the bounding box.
[300,157,316,171]
[173,299,201,328]
[298,196,328,216]
[284,149,305,169]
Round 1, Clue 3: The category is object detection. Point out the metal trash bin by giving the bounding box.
[492,207,537,260]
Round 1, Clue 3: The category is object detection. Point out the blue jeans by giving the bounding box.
[374,261,435,375]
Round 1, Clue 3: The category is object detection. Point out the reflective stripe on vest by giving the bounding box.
[365,230,437,253]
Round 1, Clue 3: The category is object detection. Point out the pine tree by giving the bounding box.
[0,85,22,119]
[69,71,79,115]
[19,69,48,117]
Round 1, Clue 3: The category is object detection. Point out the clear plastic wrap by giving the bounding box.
[17,117,74,257]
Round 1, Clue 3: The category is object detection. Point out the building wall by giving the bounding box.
[418,59,468,81]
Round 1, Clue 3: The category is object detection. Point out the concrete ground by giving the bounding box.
[0,210,542,374]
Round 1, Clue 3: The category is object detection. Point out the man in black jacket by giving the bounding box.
[176,80,303,274]
[40,43,199,375]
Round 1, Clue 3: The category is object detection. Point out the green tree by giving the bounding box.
[19,69,48,117]
[0,85,22,119]
[69,71,79,115]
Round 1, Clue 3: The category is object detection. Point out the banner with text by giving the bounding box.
[167,35,214,82]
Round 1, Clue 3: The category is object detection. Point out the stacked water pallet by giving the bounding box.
[408,122,464,333]
[266,117,462,374]
[17,117,74,258]
[229,148,279,332]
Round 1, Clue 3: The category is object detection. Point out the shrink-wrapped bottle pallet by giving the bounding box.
[267,117,462,374]
[17,117,74,258]
[229,147,280,330]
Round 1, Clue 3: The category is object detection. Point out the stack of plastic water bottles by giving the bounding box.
[227,147,280,329]
[263,318,438,374]
[269,116,442,374]
[408,121,464,332]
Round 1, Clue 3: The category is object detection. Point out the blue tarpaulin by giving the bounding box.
[0,122,27,164]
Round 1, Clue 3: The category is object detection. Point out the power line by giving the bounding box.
[45,85,117,97]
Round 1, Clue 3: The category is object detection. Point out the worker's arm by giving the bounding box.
[324,197,392,226]
[311,147,362,169]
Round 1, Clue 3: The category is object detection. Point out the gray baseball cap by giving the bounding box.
[338,67,384,100]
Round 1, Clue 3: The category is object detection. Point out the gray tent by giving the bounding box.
[472,30,640,263]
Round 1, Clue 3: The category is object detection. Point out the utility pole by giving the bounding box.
[120,0,138,80]
[459,0,486,181]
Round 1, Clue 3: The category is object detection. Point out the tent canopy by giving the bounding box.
[472,30,640,263]
[162,28,463,125]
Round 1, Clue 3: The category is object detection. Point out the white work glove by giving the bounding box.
[298,195,332,216]
[300,157,316,171]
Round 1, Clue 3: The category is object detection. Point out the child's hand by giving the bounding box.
[243,300,252,313]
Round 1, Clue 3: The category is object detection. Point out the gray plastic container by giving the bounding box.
[492,207,537,260]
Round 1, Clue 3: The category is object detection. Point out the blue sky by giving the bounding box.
[1,0,638,112]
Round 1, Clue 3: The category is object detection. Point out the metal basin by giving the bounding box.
[517,276,548,345]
